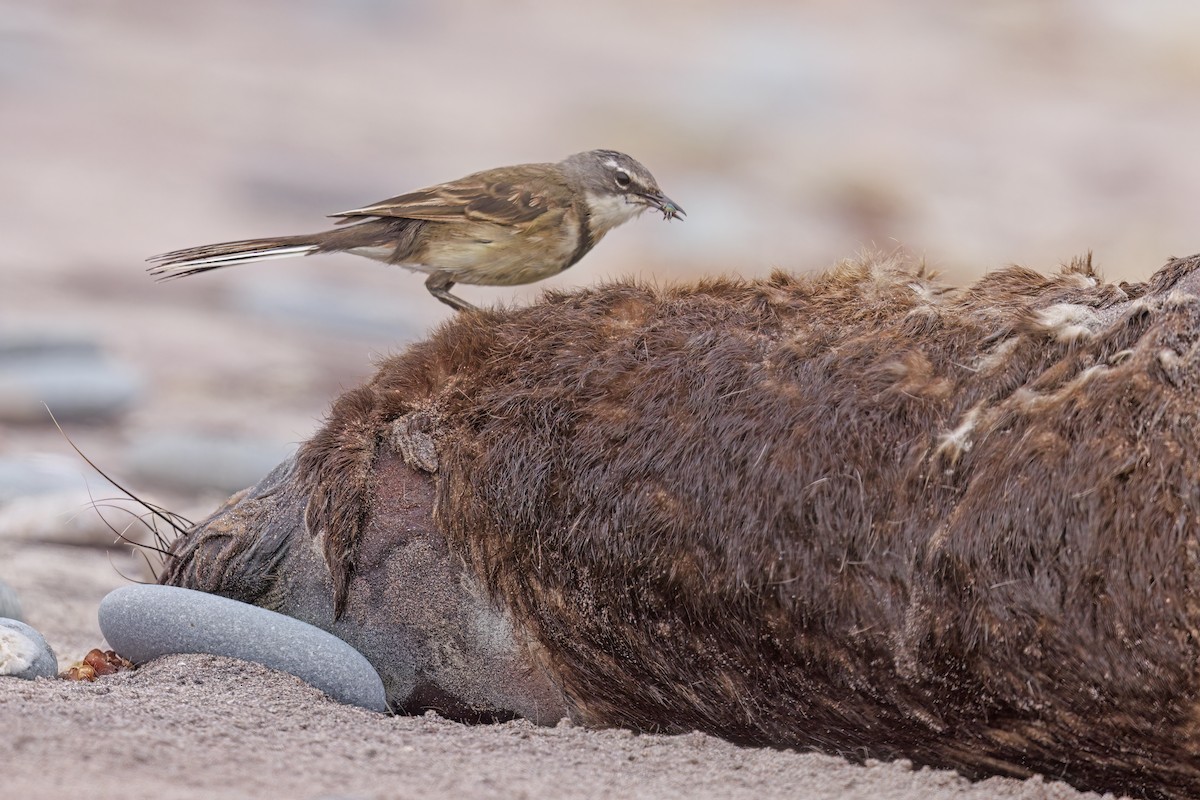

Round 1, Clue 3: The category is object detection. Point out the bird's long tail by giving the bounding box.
[147,235,320,280]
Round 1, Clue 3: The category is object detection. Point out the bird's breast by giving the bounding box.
[414,212,583,287]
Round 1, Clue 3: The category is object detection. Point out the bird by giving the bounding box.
[148,149,684,312]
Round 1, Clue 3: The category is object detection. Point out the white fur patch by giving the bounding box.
[1014,387,1047,410]
[1074,364,1108,383]
[1036,303,1100,343]
[935,406,981,463]
[907,282,937,303]
[975,337,1020,372]
[1107,349,1134,366]
[1164,290,1199,309]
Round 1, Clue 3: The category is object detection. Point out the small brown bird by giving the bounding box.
[148,149,684,311]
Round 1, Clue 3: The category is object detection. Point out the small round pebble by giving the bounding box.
[98,584,388,713]
[0,618,58,679]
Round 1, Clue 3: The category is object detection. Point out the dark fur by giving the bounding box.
[168,253,1200,798]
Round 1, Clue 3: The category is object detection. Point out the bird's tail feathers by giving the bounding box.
[147,236,319,280]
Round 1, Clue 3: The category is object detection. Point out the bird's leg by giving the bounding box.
[425,271,478,312]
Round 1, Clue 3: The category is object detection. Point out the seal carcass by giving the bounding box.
[162,253,1200,799]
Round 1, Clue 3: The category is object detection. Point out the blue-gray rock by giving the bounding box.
[231,275,433,341]
[0,618,58,679]
[0,452,117,505]
[98,584,388,712]
[0,332,141,423]
[124,434,296,495]
[0,580,22,621]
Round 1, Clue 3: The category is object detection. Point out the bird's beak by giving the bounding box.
[643,192,685,222]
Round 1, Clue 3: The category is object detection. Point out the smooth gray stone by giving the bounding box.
[0,618,58,679]
[0,453,117,505]
[231,276,432,341]
[124,434,296,495]
[0,333,141,423]
[99,584,388,713]
[0,335,101,360]
[0,580,22,621]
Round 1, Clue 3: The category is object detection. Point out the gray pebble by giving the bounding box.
[0,453,136,548]
[0,332,141,423]
[99,584,388,712]
[0,334,101,361]
[231,276,432,341]
[124,433,296,495]
[0,452,117,505]
[0,580,22,621]
[0,618,58,679]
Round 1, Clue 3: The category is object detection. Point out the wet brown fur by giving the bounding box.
[218,253,1195,797]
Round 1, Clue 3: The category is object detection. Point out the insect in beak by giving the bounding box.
[644,192,685,222]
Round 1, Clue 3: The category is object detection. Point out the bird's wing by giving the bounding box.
[331,169,559,226]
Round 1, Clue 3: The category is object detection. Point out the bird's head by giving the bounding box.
[560,150,685,232]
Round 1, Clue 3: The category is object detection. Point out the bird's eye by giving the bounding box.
[614,170,632,188]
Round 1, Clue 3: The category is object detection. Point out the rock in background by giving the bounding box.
[0,579,22,621]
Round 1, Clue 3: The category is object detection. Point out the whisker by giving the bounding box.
[46,405,190,541]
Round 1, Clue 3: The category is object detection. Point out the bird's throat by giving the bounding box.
[582,192,645,236]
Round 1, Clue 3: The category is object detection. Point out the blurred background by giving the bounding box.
[4,0,1200,569]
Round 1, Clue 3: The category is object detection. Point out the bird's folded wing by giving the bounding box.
[331,179,552,226]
